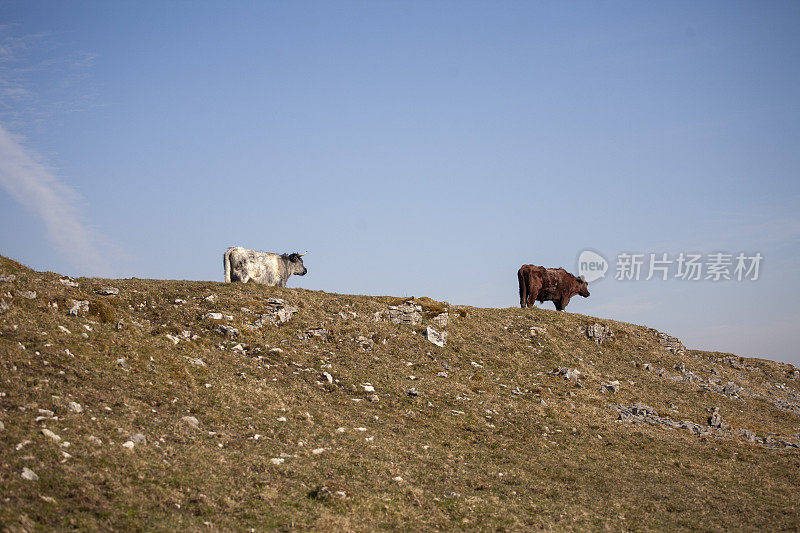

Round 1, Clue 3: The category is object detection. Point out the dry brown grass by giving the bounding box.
[0,254,799,531]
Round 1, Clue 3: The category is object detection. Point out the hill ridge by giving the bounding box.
[1,254,799,530]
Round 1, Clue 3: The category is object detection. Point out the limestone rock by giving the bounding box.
[215,324,239,338]
[67,402,83,413]
[181,416,200,429]
[425,326,447,347]
[709,407,724,428]
[59,277,78,287]
[0,299,8,313]
[21,467,39,481]
[0,274,17,283]
[16,290,36,299]
[297,328,328,341]
[655,331,686,354]
[94,287,119,296]
[432,312,449,329]
[355,335,374,350]
[376,300,423,325]
[722,382,742,397]
[587,323,614,344]
[68,300,89,316]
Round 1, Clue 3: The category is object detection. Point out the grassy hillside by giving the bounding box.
[1,254,798,531]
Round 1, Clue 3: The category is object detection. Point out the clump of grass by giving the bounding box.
[89,299,116,323]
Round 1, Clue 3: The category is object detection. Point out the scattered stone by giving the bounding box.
[0,299,8,313]
[355,335,374,350]
[16,290,36,299]
[116,320,124,331]
[530,326,547,337]
[269,348,283,354]
[204,312,224,320]
[189,357,206,367]
[270,457,285,465]
[165,334,180,344]
[116,358,130,369]
[131,433,146,444]
[21,467,39,481]
[424,326,447,347]
[215,324,239,338]
[602,380,621,393]
[709,407,724,428]
[437,371,448,378]
[322,372,334,384]
[41,428,61,441]
[643,363,653,371]
[231,344,245,352]
[0,274,17,283]
[312,447,325,455]
[722,382,742,397]
[369,394,380,403]
[87,436,103,446]
[408,387,419,397]
[204,295,216,302]
[181,416,200,429]
[655,331,686,354]
[339,310,357,320]
[59,277,78,287]
[67,402,83,413]
[297,328,328,341]
[122,440,135,449]
[362,383,375,392]
[554,367,581,380]
[94,287,119,296]
[246,299,299,329]
[586,323,614,344]
[0,420,4,431]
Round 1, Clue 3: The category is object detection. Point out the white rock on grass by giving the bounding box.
[41,428,61,441]
[0,420,4,431]
[122,441,135,449]
[181,416,200,429]
[424,326,447,347]
[87,435,103,446]
[58,326,72,334]
[270,457,285,465]
[362,383,375,393]
[21,467,39,481]
[204,312,223,320]
[131,433,146,444]
[94,287,119,296]
[312,447,325,455]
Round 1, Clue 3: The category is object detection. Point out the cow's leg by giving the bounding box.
[558,296,571,311]
[527,280,541,309]
[518,270,527,308]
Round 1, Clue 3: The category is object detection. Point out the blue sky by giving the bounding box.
[1,2,798,365]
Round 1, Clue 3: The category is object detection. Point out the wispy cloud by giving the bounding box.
[0,124,112,274]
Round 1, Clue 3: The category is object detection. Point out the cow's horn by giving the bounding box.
[299,251,308,257]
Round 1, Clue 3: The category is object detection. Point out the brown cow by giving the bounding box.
[518,265,590,311]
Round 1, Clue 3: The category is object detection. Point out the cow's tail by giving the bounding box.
[518,267,527,308]
[223,248,233,283]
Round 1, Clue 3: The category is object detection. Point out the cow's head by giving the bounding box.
[286,252,308,276]
[577,275,590,297]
